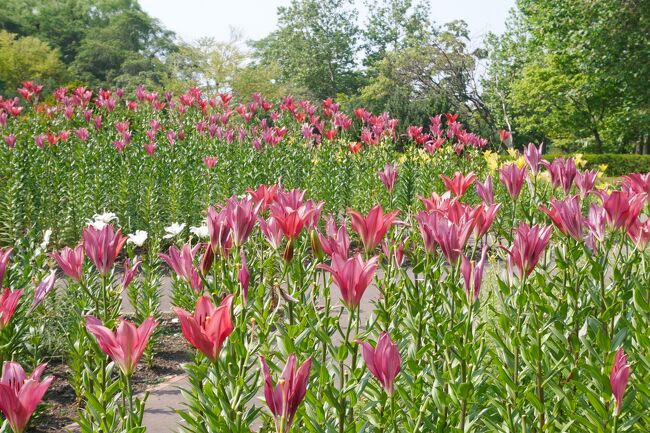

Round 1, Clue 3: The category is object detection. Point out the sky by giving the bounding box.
[139,0,516,46]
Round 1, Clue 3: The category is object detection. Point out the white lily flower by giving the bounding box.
[190,225,210,239]
[40,229,52,250]
[163,222,186,239]
[92,212,118,224]
[127,230,148,246]
[87,220,108,229]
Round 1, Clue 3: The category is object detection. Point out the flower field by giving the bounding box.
[0,84,649,433]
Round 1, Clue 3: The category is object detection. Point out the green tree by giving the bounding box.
[0,0,177,89]
[251,0,361,100]
[0,30,66,94]
[362,0,431,66]
[485,0,650,153]
[164,32,247,95]
[360,20,493,134]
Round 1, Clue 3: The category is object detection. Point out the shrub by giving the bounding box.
[546,153,650,176]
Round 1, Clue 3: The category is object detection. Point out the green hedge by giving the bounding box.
[546,153,650,176]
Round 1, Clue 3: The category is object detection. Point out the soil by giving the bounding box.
[28,315,192,433]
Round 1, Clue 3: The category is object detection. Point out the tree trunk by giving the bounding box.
[593,128,603,153]
[644,134,650,155]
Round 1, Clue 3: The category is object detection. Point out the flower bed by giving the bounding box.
[0,84,649,433]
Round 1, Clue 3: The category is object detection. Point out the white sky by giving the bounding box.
[139,0,516,45]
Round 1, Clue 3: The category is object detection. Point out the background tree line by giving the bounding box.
[1,0,648,153]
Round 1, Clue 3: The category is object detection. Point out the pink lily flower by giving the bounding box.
[50,245,84,282]
[260,354,312,433]
[431,214,476,265]
[122,256,141,289]
[461,245,488,303]
[207,205,233,256]
[523,142,545,174]
[440,171,477,197]
[416,214,437,255]
[247,184,279,210]
[173,295,234,362]
[419,191,454,213]
[3,134,16,149]
[600,190,647,231]
[609,348,630,415]
[159,244,202,291]
[317,215,350,258]
[0,288,23,330]
[318,253,378,309]
[0,247,12,286]
[540,196,585,241]
[86,316,157,376]
[378,163,398,193]
[475,176,494,205]
[259,217,284,249]
[225,196,261,247]
[503,224,553,279]
[574,170,598,198]
[499,163,527,199]
[203,156,218,169]
[31,270,56,311]
[544,157,577,193]
[621,172,650,198]
[82,225,127,275]
[474,203,501,239]
[348,205,399,253]
[356,332,401,395]
[0,362,53,433]
[627,218,650,251]
[271,204,318,241]
[585,204,607,252]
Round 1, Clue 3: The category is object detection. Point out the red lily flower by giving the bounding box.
[348,205,398,253]
[440,171,477,197]
[173,295,234,362]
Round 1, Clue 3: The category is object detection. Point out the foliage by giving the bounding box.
[483,0,650,153]
[251,0,361,100]
[0,30,66,94]
[0,0,177,89]
[546,153,650,177]
[359,20,493,136]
